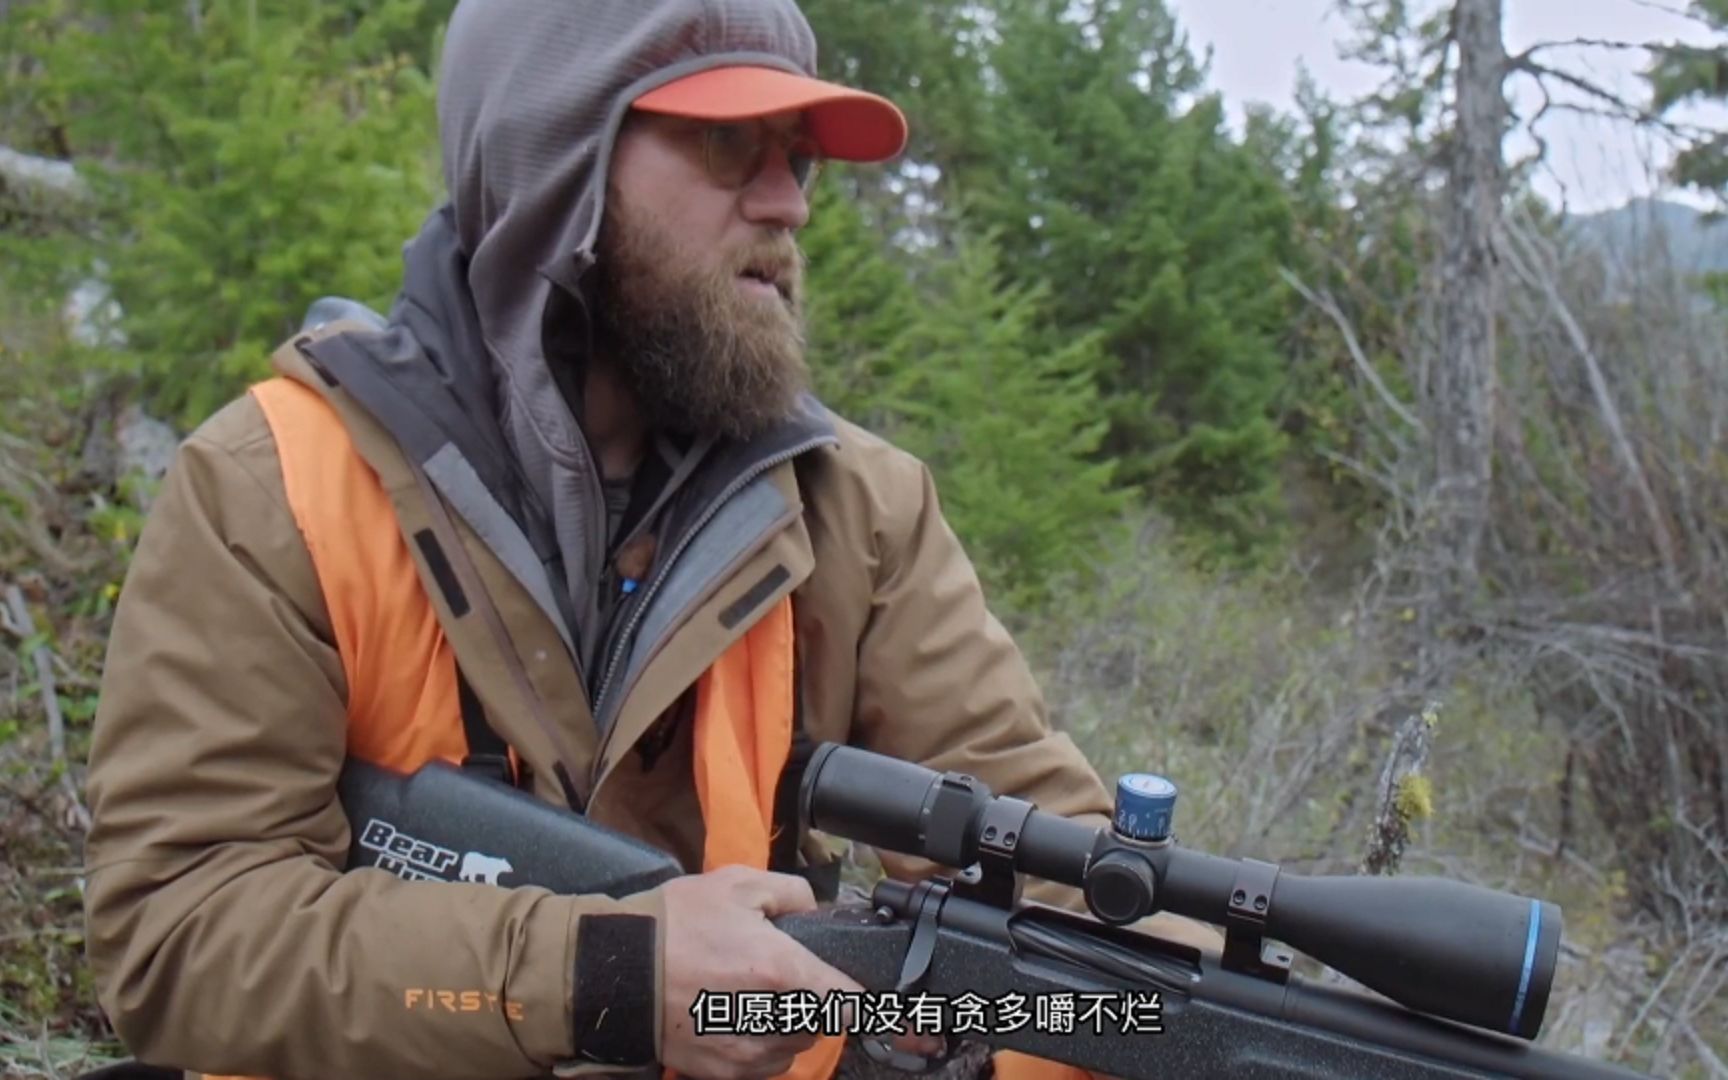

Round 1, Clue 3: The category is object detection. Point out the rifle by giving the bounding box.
[336,743,1654,1080]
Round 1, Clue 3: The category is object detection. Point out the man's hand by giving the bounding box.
[658,865,856,1080]
[658,865,947,1080]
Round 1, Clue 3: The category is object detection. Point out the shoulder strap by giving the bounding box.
[771,641,840,902]
[456,664,519,787]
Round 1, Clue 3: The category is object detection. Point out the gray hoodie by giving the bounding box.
[299,0,840,739]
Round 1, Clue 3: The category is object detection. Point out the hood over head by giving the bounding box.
[436,0,903,456]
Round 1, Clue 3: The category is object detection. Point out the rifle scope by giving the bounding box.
[799,743,1561,1042]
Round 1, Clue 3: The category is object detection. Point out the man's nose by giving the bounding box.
[739,149,811,230]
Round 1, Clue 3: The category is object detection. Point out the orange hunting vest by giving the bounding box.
[230,376,1086,1080]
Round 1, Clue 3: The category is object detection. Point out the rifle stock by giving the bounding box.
[336,756,683,897]
[332,750,1652,1080]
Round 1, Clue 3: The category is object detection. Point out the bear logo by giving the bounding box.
[458,851,513,886]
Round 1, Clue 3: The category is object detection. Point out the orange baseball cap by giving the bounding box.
[632,65,908,163]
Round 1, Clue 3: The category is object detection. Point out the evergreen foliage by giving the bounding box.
[1644,0,1728,205]
[798,181,926,431]
[3,0,442,427]
[801,184,1125,609]
[946,0,1298,557]
[871,228,1128,611]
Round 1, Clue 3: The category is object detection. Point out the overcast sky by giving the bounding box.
[1162,0,1726,213]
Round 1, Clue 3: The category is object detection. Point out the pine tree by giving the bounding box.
[800,180,1127,609]
[6,0,442,427]
[1645,0,1728,207]
[874,229,1128,611]
[951,0,1298,557]
[798,181,925,431]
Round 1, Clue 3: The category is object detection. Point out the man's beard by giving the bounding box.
[588,199,811,443]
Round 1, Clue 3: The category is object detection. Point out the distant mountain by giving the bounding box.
[1565,198,1728,279]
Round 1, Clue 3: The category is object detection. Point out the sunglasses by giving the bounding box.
[677,118,826,193]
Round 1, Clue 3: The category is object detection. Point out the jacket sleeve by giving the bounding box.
[82,397,664,1080]
[843,456,1108,908]
[847,456,1221,951]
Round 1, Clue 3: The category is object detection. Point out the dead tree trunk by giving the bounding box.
[1420,0,1507,676]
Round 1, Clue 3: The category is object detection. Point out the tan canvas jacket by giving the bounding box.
[80,321,1159,1080]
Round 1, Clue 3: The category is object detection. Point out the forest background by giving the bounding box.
[1,0,1726,1077]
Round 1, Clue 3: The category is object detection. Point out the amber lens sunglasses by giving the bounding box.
[693,119,825,192]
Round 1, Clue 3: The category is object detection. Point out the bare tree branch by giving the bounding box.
[0,450,97,578]
[1358,703,1436,875]
[1507,58,1714,146]
[1511,37,1658,67]
[1509,74,1560,196]
[1280,268,1424,434]
[1681,1023,1728,1080]
[1517,99,1719,144]
[1500,214,1682,589]
[3,583,64,764]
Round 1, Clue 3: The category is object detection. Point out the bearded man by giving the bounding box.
[79,1,1171,1079]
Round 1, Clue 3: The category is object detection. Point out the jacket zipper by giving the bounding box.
[588,435,834,774]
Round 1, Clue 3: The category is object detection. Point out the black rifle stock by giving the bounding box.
[334,747,1653,1080]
